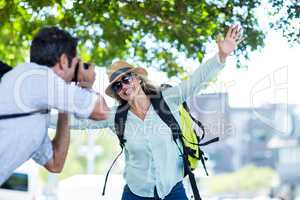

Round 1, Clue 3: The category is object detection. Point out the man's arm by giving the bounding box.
[75,62,109,121]
[44,113,70,173]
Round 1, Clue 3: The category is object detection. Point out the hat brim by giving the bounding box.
[105,67,148,97]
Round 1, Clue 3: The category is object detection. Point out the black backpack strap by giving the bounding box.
[150,91,202,200]
[182,135,219,147]
[102,103,129,196]
[115,103,129,148]
[199,137,219,146]
[102,148,124,196]
[0,110,49,120]
[185,166,202,200]
[150,91,180,141]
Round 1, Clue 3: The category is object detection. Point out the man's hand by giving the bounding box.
[77,61,96,89]
[217,25,243,63]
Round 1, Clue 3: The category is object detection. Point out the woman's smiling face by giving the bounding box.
[115,73,142,101]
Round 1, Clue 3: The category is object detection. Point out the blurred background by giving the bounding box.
[0,0,299,199]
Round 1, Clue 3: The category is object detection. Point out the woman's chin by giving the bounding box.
[120,88,139,101]
[120,93,132,101]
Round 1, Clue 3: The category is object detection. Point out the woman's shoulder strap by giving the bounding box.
[114,103,129,148]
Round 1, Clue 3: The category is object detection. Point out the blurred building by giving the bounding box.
[188,93,300,186]
[268,104,300,185]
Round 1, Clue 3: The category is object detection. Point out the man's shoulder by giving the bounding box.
[12,62,58,82]
[5,62,49,77]
[16,62,50,71]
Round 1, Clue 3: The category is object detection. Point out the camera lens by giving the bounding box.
[72,62,90,82]
[75,62,90,70]
[83,63,90,70]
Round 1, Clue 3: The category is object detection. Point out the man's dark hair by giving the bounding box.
[30,26,78,67]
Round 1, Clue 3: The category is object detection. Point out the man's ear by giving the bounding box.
[59,53,69,70]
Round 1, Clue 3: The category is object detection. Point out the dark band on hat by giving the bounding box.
[109,67,132,82]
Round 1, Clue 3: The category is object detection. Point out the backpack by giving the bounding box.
[0,61,12,80]
[179,102,219,172]
[102,90,219,200]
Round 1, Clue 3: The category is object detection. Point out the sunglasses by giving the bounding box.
[111,73,134,93]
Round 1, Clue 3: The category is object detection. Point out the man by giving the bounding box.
[0,26,109,184]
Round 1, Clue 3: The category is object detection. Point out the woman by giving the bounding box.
[70,25,241,200]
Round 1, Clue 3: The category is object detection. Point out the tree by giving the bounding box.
[0,0,299,77]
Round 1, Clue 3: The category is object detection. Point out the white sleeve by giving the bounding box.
[28,69,98,118]
[32,135,53,166]
[49,106,116,131]
[162,54,225,106]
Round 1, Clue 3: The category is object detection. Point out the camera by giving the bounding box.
[81,62,90,70]
[72,62,91,82]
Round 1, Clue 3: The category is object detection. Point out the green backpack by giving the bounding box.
[102,90,219,200]
[179,102,219,171]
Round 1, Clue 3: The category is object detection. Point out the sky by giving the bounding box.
[212,0,300,108]
[212,31,299,108]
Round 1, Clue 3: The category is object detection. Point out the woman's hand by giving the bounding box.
[217,25,243,63]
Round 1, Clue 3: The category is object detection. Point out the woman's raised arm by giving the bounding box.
[163,25,242,105]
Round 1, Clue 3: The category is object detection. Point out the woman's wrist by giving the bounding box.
[218,52,228,64]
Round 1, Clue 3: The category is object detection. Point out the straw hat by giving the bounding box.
[105,60,148,97]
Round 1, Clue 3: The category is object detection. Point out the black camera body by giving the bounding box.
[72,62,90,82]
[82,62,90,70]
